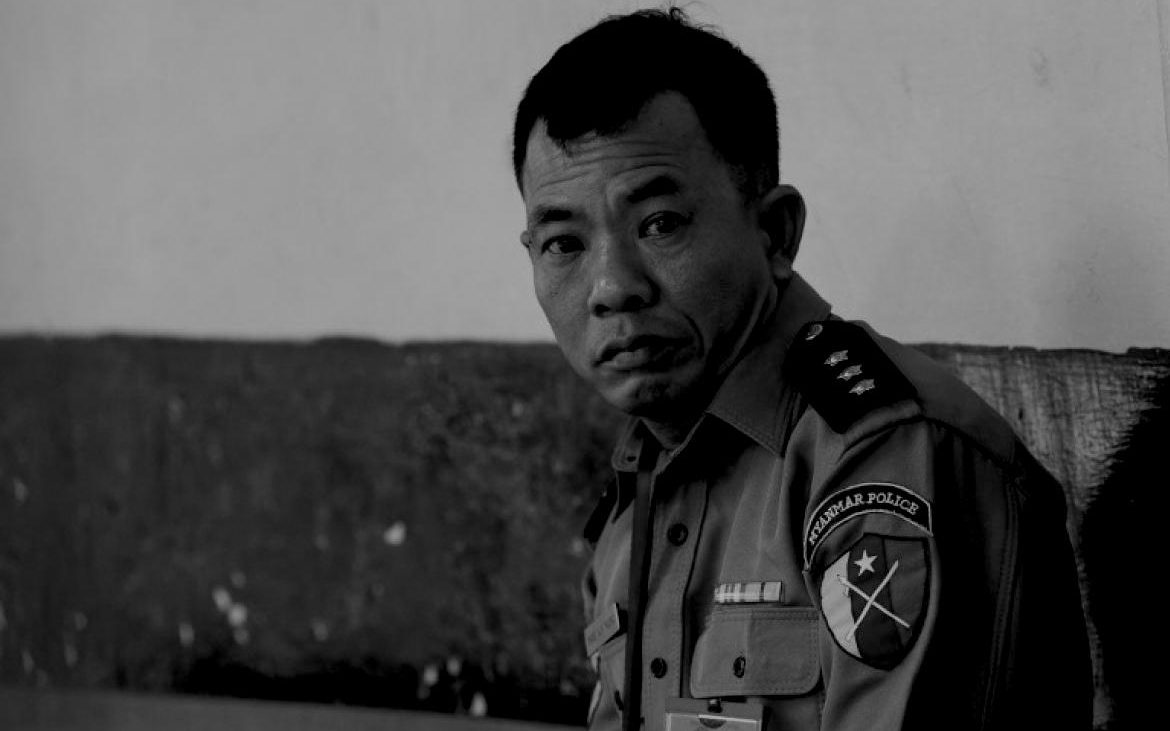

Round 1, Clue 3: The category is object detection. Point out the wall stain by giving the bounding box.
[1029,47,1051,89]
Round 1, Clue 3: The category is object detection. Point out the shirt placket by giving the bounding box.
[640,462,707,729]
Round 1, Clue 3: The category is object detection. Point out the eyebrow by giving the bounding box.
[530,205,573,227]
[527,175,684,228]
[625,174,681,205]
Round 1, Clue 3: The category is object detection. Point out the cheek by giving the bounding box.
[676,248,769,335]
[534,272,564,320]
[535,273,586,342]
[675,253,757,312]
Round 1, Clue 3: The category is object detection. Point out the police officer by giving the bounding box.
[511,9,1090,731]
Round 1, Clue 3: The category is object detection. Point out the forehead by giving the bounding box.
[520,93,728,215]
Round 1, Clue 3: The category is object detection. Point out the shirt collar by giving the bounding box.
[611,417,645,472]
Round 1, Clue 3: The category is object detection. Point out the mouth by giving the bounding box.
[596,335,683,372]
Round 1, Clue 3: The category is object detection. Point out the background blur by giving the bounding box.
[2,2,1168,730]
[2,0,1168,350]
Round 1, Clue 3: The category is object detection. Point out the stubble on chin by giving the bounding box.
[604,369,712,426]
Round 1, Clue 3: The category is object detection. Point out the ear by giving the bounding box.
[758,184,806,280]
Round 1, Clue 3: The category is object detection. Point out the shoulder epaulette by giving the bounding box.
[784,320,918,434]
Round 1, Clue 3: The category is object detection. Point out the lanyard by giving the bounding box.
[622,442,659,731]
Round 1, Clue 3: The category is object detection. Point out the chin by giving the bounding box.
[598,371,698,419]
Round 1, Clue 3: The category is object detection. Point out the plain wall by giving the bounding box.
[1,0,1167,350]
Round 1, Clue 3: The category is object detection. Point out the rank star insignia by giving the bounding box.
[819,534,929,669]
[849,378,876,396]
[824,349,848,366]
[837,364,863,381]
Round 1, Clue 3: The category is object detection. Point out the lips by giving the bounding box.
[596,335,683,371]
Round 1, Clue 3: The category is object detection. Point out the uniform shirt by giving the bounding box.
[582,274,1090,731]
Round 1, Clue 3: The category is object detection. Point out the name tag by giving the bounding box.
[665,699,766,730]
[583,603,625,658]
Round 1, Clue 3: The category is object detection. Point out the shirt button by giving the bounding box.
[733,656,747,678]
[666,523,689,546]
[650,657,668,678]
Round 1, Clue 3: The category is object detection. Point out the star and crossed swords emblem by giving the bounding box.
[837,552,911,642]
[819,535,928,669]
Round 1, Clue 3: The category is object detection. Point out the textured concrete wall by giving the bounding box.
[1,337,1166,728]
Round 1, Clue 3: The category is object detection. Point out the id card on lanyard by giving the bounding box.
[664,699,767,730]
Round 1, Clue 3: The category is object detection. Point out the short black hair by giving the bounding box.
[511,7,779,202]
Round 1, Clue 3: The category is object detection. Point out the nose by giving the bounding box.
[587,237,655,317]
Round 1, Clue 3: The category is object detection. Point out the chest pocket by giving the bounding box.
[690,605,821,698]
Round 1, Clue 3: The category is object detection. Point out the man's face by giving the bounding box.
[520,92,777,422]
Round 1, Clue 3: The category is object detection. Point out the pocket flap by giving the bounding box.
[690,605,820,697]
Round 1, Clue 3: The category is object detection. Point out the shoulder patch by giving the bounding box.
[784,320,917,433]
[818,533,930,670]
[804,482,933,566]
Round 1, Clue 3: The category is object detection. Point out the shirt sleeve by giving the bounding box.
[800,417,1091,731]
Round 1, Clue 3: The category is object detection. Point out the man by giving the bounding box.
[512,9,1089,731]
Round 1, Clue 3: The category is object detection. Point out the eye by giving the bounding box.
[639,211,689,239]
[541,235,583,256]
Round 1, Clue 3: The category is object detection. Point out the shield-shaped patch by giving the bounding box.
[818,534,929,670]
